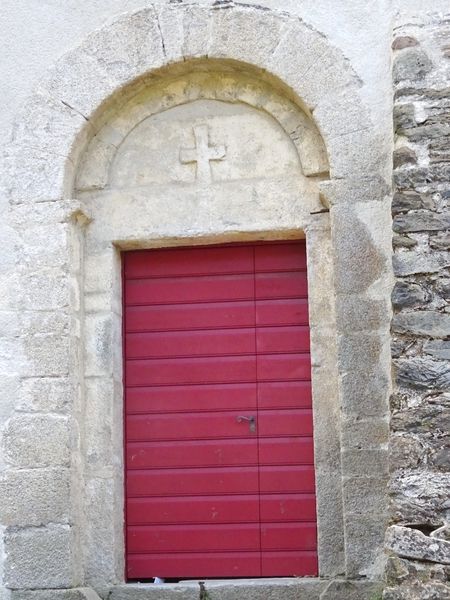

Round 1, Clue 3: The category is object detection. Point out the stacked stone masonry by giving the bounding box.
[387,12,450,600]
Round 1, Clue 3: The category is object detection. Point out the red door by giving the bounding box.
[123,241,317,580]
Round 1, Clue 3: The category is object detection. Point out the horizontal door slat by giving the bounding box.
[126,301,255,332]
[127,412,258,442]
[255,243,307,272]
[258,381,312,409]
[260,494,317,522]
[260,466,316,493]
[127,438,257,468]
[261,551,318,577]
[126,356,256,386]
[256,299,309,326]
[126,383,257,414]
[258,410,313,437]
[126,274,254,306]
[127,524,260,553]
[261,522,317,551]
[126,328,255,359]
[127,552,261,579]
[258,354,311,381]
[127,495,260,525]
[259,437,314,464]
[257,326,310,354]
[255,272,308,299]
[125,246,253,279]
[127,467,259,497]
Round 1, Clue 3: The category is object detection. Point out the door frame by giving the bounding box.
[81,222,344,584]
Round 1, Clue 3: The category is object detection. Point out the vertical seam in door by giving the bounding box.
[253,246,263,577]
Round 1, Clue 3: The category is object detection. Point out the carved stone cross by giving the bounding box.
[180,124,226,184]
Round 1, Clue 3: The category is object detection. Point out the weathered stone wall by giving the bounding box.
[0,201,86,594]
[385,11,450,600]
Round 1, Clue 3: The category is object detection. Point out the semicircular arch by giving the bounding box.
[3,2,380,206]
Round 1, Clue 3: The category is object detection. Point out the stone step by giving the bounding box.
[109,578,382,600]
[110,579,325,600]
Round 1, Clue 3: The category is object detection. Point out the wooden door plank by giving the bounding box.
[126,382,257,415]
[127,552,262,579]
[126,328,255,359]
[125,246,253,278]
[126,301,255,332]
[125,274,254,305]
[127,495,260,525]
[127,466,260,497]
[127,438,258,469]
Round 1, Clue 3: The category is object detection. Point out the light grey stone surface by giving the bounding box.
[331,205,387,294]
[342,449,389,478]
[3,415,70,468]
[320,579,383,600]
[424,340,450,361]
[4,526,75,589]
[345,514,388,578]
[393,47,433,83]
[0,469,70,526]
[306,226,346,577]
[111,580,328,600]
[383,582,450,600]
[336,296,391,332]
[343,477,389,516]
[386,525,450,565]
[16,378,73,414]
[201,579,327,600]
[109,584,200,600]
[11,590,101,600]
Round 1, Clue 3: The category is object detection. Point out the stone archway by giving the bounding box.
[1,4,392,598]
[76,62,340,587]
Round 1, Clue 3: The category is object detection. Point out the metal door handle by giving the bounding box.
[236,415,256,433]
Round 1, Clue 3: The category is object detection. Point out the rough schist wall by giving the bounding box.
[385,13,450,600]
